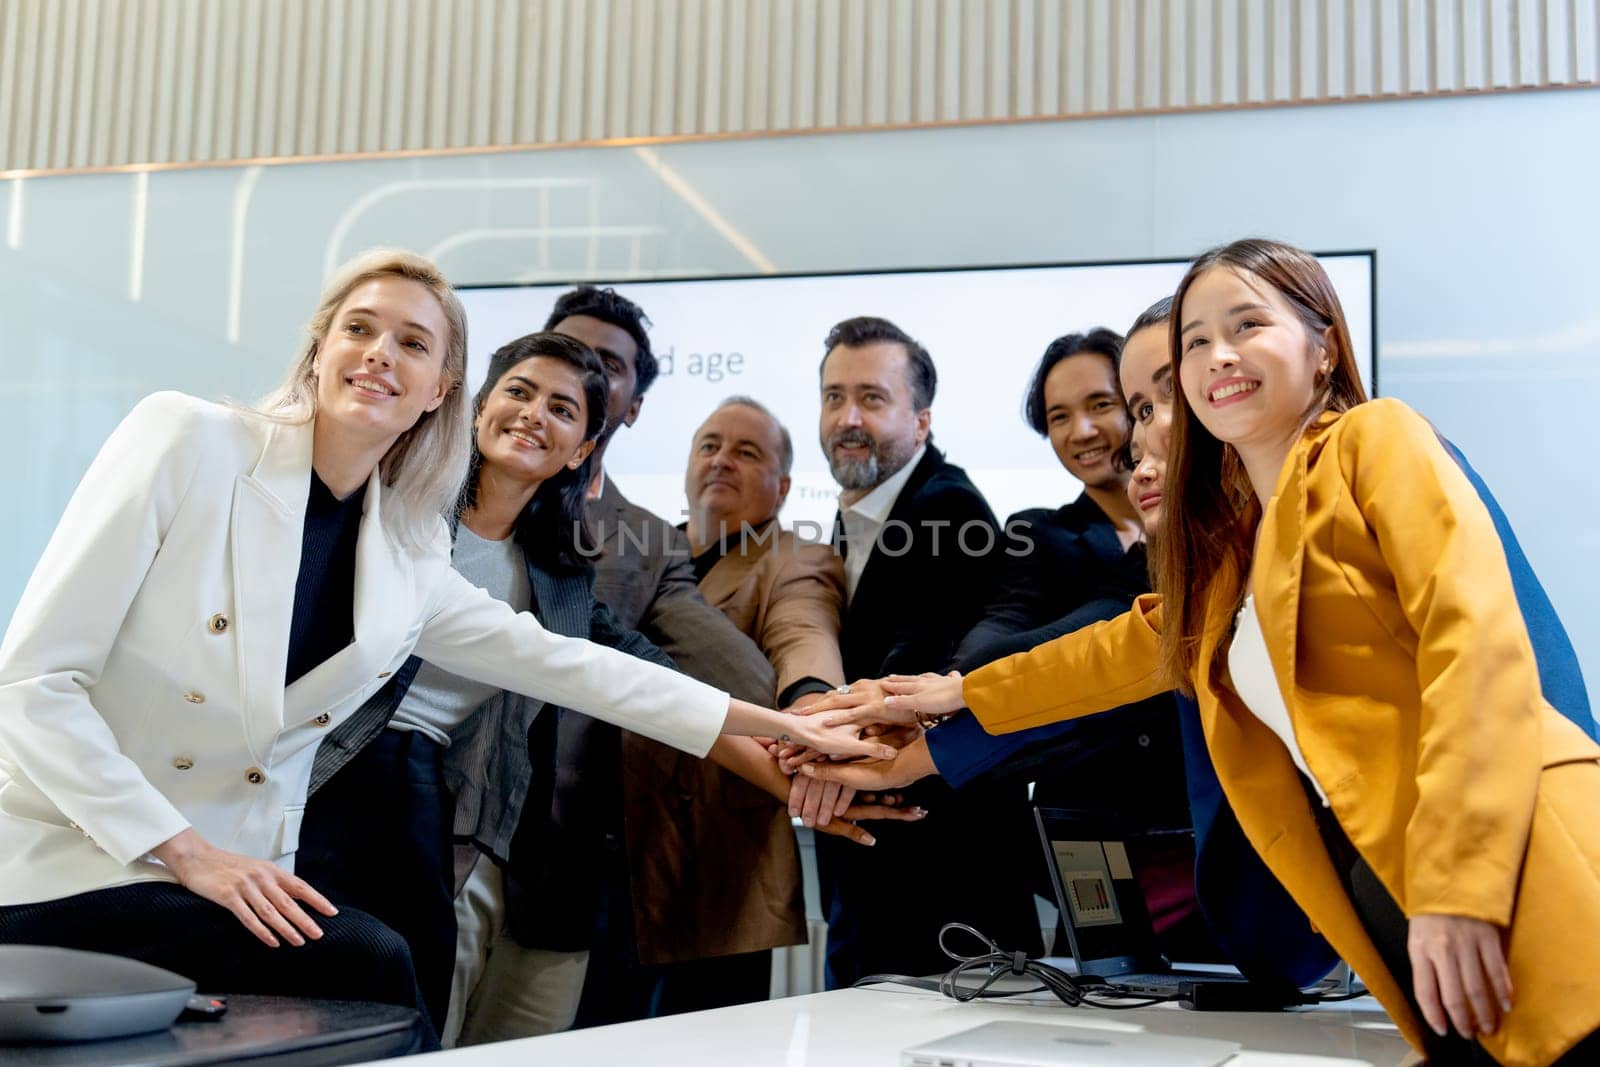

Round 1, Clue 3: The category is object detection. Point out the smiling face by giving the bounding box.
[686,403,790,534]
[1126,424,1168,530]
[553,314,641,435]
[1176,266,1330,460]
[312,275,451,450]
[474,355,596,486]
[819,342,930,494]
[1042,352,1130,492]
[1119,323,1174,528]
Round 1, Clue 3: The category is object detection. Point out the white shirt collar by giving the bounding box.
[841,443,927,524]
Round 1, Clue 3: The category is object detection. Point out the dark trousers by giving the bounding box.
[572,835,774,1027]
[0,881,434,1051]
[1306,780,1600,1066]
[816,776,1043,988]
[297,727,457,1035]
[576,946,774,1026]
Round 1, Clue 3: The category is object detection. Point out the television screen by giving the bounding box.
[458,254,1374,533]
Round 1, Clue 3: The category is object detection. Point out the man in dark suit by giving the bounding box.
[812,316,1043,988]
[544,287,795,1025]
[952,328,1204,957]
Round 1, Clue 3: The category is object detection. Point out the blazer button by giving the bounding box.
[207,613,230,634]
[173,756,195,771]
[313,713,332,727]
[183,691,205,704]
[377,671,392,679]
[245,768,266,785]
[1137,734,1151,748]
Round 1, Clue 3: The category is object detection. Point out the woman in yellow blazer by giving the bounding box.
[817,240,1600,1066]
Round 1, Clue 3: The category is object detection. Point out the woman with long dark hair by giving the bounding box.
[815,239,1600,1065]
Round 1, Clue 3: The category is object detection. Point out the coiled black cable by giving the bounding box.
[854,922,1175,1009]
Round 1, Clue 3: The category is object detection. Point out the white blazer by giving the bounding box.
[0,393,727,906]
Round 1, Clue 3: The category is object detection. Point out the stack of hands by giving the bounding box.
[770,671,1516,1042]
[761,671,969,846]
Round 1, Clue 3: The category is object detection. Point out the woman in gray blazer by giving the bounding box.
[0,249,890,1041]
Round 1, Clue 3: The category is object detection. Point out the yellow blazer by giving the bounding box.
[964,399,1600,1066]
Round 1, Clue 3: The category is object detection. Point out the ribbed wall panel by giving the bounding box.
[3,0,1597,174]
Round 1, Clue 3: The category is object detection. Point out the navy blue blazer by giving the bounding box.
[948,495,1189,832]
[956,496,1148,660]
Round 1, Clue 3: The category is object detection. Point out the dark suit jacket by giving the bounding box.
[587,478,804,965]
[949,498,1188,832]
[820,445,1043,986]
[955,495,1146,664]
[836,446,1002,680]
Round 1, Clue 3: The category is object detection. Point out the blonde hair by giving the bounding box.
[257,248,471,551]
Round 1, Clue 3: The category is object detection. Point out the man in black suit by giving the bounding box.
[811,316,1043,987]
[946,327,1203,959]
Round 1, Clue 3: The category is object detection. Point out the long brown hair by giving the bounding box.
[1153,238,1367,691]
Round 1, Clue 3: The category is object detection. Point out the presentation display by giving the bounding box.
[458,255,1374,534]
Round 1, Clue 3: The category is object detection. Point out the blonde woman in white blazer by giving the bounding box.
[0,249,886,1042]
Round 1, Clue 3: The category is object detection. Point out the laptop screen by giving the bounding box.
[1034,808,1161,977]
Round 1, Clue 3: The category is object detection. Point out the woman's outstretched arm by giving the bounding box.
[961,594,1167,734]
[798,598,1168,738]
[417,570,897,762]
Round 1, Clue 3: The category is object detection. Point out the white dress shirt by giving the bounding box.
[838,444,926,603]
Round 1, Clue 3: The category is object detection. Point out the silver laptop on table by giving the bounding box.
[901,1020,1240,1067]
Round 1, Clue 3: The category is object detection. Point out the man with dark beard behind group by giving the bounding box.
[807,316,1043,987]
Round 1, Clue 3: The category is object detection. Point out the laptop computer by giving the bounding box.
[1033,807,1296,1007]
[901,1020,1240,1067]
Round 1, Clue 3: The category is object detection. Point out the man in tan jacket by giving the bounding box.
[684,397,848,717]
[684,393,861,912]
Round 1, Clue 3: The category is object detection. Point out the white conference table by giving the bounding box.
[382,981,1418,1066]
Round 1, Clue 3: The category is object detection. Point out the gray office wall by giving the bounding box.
[2,88,1596,709]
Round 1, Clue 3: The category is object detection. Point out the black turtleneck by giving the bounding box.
[284,472,364,685]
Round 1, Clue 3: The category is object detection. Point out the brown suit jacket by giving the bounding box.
[589,479,806,965]
[698,525,847,700]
